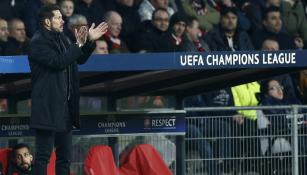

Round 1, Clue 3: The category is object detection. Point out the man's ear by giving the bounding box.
[29,154,33,162]
[45,19,51,27]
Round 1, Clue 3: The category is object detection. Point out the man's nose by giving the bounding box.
[20,157,25,163]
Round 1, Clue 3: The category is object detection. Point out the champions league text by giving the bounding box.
[180,52,296,66]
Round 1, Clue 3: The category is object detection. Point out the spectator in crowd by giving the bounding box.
[261,38,302,103]
[252,6,297,50]
[59,0,74,18]
[258,78,307,174]
[204,5,254,51]
[184,95,221,174]
[138,0,175,22]
[137,8,173,52]
[7,143,33,175]
[168,12,188,51]
[261,37,279,51]
[180,0,220,32]
[115,0,142,52]
[185,87,245,173]
[4,18,29,55]
[242,0,273,34]
[103,11,129,53]
[93,38,109,54]
[28,4,107,175]
[74,0,105,25]
[0,18,9,55]
[231,82,260,121]
[298,69,307,104]
[209,0,251,31]
[180,16,210,52]
[244,0,307,47]
[67,14,88,42]
[259,79,302,114]
[59,0,75,33]
[230,81,260,173]
[23,0,57,37]
[0,98,8,113]
[278,0,307,48]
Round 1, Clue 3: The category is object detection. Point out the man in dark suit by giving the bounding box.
[28,4,108,175]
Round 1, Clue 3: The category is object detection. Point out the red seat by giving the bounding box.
[0,148,12,175]
[119,144,173,175]
[45,149,75,175]
[47,150,56,175]
[83,145,118,175]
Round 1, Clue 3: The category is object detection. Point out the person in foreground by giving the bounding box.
[28,4,108,175]
[7,143,33,175]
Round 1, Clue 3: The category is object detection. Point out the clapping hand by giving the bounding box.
[88,22,108,41]
[75,26,88,47]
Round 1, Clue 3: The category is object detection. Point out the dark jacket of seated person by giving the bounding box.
[7,143,33,175]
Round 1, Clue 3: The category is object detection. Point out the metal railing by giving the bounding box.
[184,105,307,175]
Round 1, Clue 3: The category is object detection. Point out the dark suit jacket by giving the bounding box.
[204,25,254,51]
[28,27,95,131]
[6,163,31,175]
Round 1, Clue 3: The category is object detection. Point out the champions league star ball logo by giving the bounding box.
[144,118,151,128]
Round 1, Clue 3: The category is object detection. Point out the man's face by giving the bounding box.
[0,20,9,42]
[107,13,122,38]
[186,20,201,42]
[14,147,33,171]
[94,40,109,54]
[50,10,64,33]
[220,12,237,32]
[152,10,169,32]
[267,0,280,7]
[60,0,74,17]
[173,21,186,37]
[264,11,282,34]
[261,39,279,51]
[0,98,8,112]
[10,21,26,43]
[151,0,169,9]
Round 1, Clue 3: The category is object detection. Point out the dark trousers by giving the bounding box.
[32,129,72,175]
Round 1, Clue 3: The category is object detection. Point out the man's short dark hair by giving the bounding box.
[220,5,238,17]
[186,16,198,27]
[170,12,188,27]
[38,4,61,27]
[263,37,278,43]
[263,6,280,20]
[12,143,30,157]
[152,8,169,20]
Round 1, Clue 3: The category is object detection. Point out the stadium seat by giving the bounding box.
[83,145,118,175]
[47,150,56,175]
[119,144,173,175]
[0,148,12,175]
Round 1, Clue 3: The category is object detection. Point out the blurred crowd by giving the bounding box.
[0,0,306,55]
[0,0,307,110]
[0,0,306,111]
